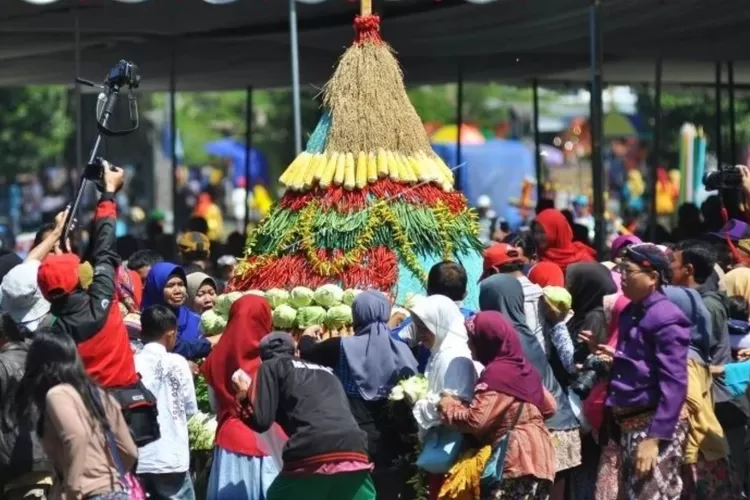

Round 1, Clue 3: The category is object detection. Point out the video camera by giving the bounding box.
[62,60,141,248]
[703,166,743,191]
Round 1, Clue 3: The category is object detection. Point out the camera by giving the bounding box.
[105,60,140,90]
[569,354,610,399]
[703,166,743,191]
[83,157,117,193]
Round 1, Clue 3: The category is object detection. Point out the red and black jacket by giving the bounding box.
[50,194,138,388]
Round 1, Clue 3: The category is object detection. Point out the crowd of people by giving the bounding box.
[0,160,749,500]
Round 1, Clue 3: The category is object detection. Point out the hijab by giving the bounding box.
[202,295,277,456]
[142,262,200,342]
[610,234,642,260]
[187,272,217,311]
[565,262,617,341]
[410,295,477,395]
[478,274,533,337]
[117,267,143,314]
[725,267,750,307]
[528,261,565,288]
[663,285,712,364]
[466,311,545,408]
[341,291,417,401]
[535,209,596,272]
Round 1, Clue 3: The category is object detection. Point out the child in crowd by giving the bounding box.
[135,306,198,500]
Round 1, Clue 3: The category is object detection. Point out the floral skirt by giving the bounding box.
[594,440,620,500]
[485,476,551,500]
[617,413,688,500]
[680,457,740,500]
[551,428,582,472]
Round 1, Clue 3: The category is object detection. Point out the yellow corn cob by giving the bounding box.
[355,151,368,189]
[435,155,455,183]
[303,153,322,189]
[398,154,417,183]
[421,154,441,183]
[320,152,339,188]
[377,149,389,178]
[416,154,435,182]
[312,152,328,183]
[386,151,400,181]
[408,155,424,182]
[367,152,378,183]
[344,152,356,190]
[279,151,307,186]
[333,151,346,186]
[290,153,312,190]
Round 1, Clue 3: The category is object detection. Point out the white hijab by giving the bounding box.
[410,295,480,432]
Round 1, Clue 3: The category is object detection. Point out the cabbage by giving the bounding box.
[326,304,353,329]
[314,284,344,307]
[289,287,314,308]
[402,292,425,310]
[265,288,290,309]
[296,306,327,329]
[214,291,243,317]
[272,304,298,329]
[342,288,361,306]
[200,309,227,336]
[244,290,266,297]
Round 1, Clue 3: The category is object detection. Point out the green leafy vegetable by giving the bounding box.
[265,288,290,309]
[289,287,314,308]
[214,291,244,317]
[313,284,344,307]
[272,304,298,329]
[326,304,353,329]
[200,309,227,337]
[296,306,327,328]
[342,289,361,306]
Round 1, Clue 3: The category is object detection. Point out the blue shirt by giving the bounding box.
[391,306,474,373]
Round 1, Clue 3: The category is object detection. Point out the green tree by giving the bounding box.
[0,87,72,176]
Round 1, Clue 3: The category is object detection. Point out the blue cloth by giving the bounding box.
[142,262,211,360]
[139,472,196,500]
[663,286,712,365]
[341,291,418,401]
[207,447,278,500]
[724,361,750,398]
[391,306,474,373]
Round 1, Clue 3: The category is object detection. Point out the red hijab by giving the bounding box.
[528,261,565,287]
[202,295,279,457]
[535,209,596,272]
[466,311,546,409]
[117,268,143,313]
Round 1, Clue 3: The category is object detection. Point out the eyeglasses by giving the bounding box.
[617,264,644,277]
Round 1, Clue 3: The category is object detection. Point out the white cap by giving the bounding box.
[0,260,50,332]
[477,195,492,208]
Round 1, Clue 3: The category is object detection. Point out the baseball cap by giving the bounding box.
[710,219,750,242]
[480,243,524,281]
[177,232,211,258]
[0,260,51,331]
[38,253,81,301]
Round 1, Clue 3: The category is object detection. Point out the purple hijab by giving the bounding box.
[611,234,642,261]
[342,291,418,400]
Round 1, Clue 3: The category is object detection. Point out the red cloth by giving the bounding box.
[582,294,630,432]
[117,267,143,313]
[466,311,546,409]
[535,209,596,272]
[38,254,81,300]
[527,261,565,288]
[202,295,284,457]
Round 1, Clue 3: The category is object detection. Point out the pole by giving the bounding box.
[715,62,723,166]
[289,0,302,155]
[649,59,663,242]
[244,86,253,239]
[729,61,737,166]
[589,0,605,258]
[74,9,82,201]
[170,43,178,234]
[455,60,464,191]
[532,79,542,202]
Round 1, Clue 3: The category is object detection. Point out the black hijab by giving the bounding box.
[260,331,296,361]
[566,262,617,344]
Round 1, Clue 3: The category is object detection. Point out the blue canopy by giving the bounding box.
[204,138,270,186]
[432,139,536,230]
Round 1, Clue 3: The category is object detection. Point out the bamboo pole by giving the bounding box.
[361,0,371,16]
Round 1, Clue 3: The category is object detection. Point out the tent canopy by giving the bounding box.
[3,0,750,90]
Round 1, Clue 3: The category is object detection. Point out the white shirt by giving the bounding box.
[135,342,197,474]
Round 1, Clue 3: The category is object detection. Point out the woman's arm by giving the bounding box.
[298,336,341,369]
[107,395,138,471]
[540,389,557,418]
[549,322,576,374]
[439,390,513,435]
[647,322,690,440]
[413,355,477,431]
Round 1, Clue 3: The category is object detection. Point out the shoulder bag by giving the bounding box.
[480,401,525,489]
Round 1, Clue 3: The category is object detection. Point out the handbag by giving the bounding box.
[95,392,147,500]
[416,426,465,474]
[109,377,160,447]
[480,402,525,488]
